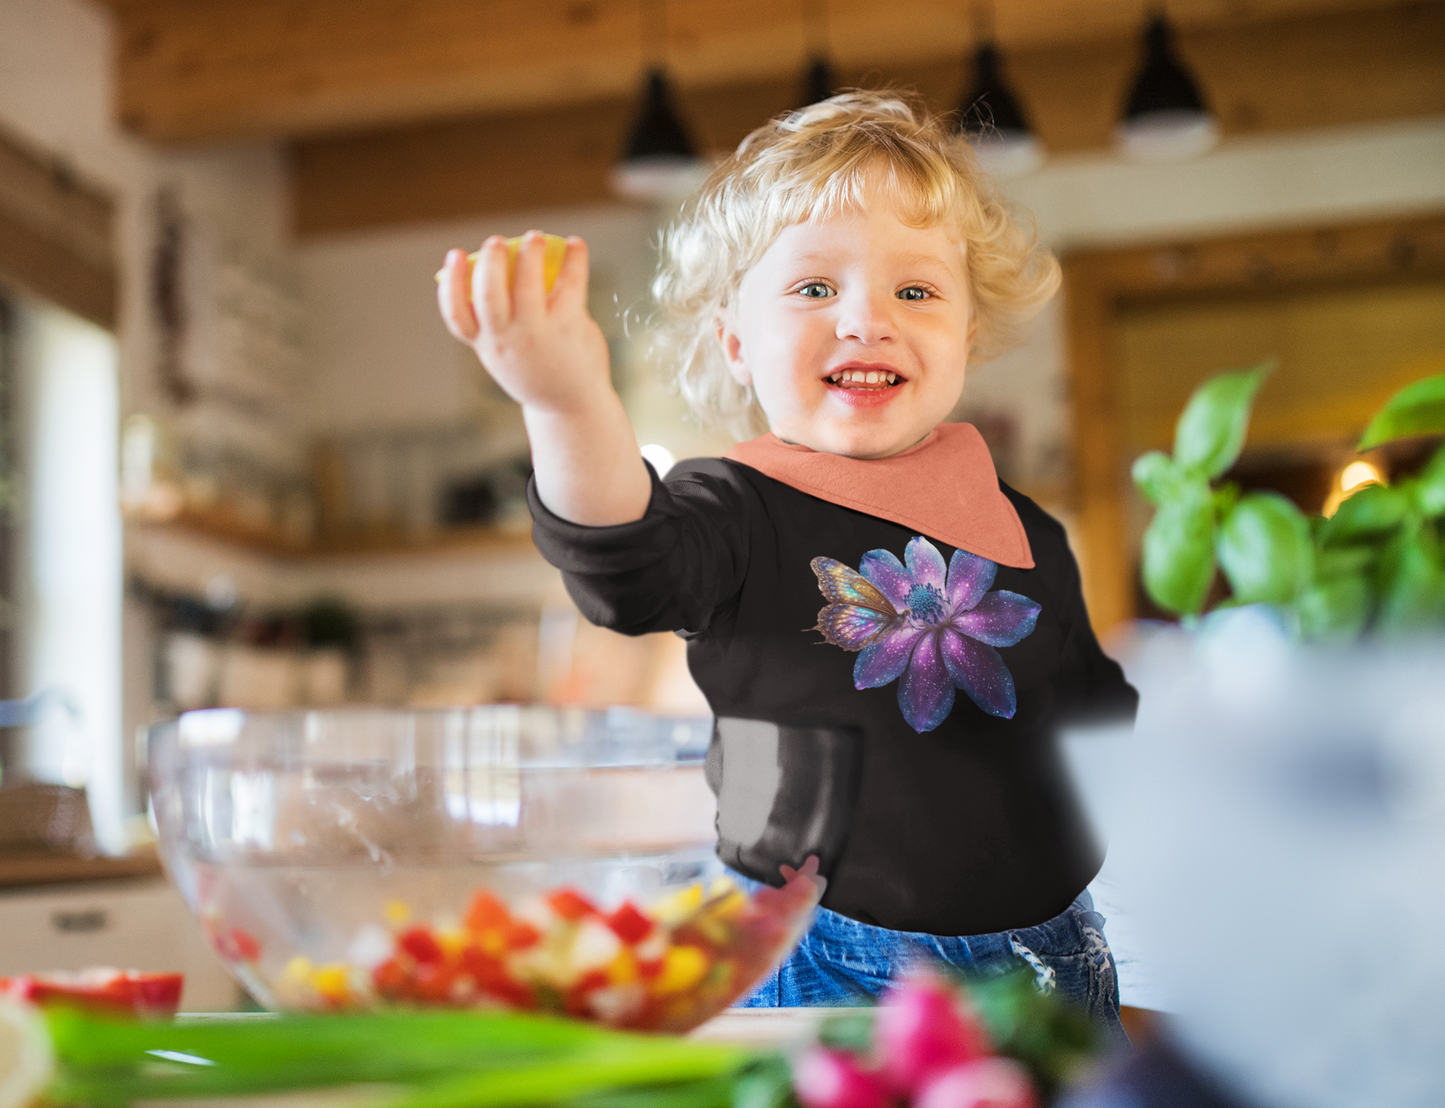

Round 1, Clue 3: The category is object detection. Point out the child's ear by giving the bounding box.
[715,313,752,388]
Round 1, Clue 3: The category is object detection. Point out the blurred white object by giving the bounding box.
[640,443,676,478]
[970,132,1045,179]
[218,647,299,710]
[1115,111,1219,162]
[1108,610,1445,1108]
[301,649,349,707]
[166,633,220,710]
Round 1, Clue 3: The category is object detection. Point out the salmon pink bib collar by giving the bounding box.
[724,422,1034,569]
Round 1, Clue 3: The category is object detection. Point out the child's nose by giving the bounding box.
[835,289,895,344]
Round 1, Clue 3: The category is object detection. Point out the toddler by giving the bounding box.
[438,92,1137,1033]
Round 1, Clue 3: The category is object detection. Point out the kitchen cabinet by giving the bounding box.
[0,877,243,1012]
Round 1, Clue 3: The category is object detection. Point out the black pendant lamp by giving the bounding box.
[798,0,835,107]
[609,4,707,202]
[957,41,1042,178]
[801,55,835,107]
[1115,13,1218,162]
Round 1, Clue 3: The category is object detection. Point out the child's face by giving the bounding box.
[717,190,975,459]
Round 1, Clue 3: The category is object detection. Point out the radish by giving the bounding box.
[875,973,989,1093]
[792,1046,889,1108]
[913,1058,1037,1108]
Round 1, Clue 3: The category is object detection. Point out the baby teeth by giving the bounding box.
[827,370,900,386]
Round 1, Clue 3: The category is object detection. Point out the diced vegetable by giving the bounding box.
[0,971,183,1019]
[227,870,819,1033]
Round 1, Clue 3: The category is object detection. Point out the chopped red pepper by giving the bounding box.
[605,901,654,944]
[372,957,410,995]
[1,969,183,1018]
[564,969,610,1015]
[546,888,598,921]
[412,962,459,1003]
[505,920,541,950]
[464,890,512,933]
[398,926,445,965]
[227,927,262,962]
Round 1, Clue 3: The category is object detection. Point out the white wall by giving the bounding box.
[301,205,652,436]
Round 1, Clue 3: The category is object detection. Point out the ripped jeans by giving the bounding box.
[736,885,1127,1048]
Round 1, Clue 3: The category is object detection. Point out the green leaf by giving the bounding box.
[1319,483,1410,545]
[1357,372,1445,450]
[1414,443,1445,518]
[1376,532,1445,634]
[1212,481,1240,520]
[1296,576,1371,641]
[1216,491,1313,605]
[1141,481,1217,616]
[1131,450,1180,508]
[965,971,1097,1104]
[727,1056,797,1108]
[1315,545,1375,581]
[1173,362,1274,478]
[816,1010,874,1053]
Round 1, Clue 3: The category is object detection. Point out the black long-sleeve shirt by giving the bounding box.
[530,456,1136,936]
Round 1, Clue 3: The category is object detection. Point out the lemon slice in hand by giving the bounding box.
[0,997,53,1108]
[436,233,568,293]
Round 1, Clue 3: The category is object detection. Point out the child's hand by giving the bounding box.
[437,231,611,418]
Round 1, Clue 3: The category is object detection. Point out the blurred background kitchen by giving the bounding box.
[0,0,1441,1012]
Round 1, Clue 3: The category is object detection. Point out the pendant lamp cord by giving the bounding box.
[804,0,830,60]
[968,0,995,47]
[641,0,667,70]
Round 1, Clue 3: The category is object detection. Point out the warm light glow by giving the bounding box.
[1323,460,1386,517]
[1340,461,1383,493]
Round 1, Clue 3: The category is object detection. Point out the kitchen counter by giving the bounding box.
[0,849,162,890]
[689,1006,830,1047]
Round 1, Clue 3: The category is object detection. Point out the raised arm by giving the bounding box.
[436,231,651,526]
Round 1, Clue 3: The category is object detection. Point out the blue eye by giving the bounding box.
[897,286,929,301]
[798,282,834,299]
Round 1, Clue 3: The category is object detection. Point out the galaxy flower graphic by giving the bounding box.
[811,536,1041,732]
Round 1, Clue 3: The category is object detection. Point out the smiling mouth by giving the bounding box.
[826,368,902,389]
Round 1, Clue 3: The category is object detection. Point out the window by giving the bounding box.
[2,294,123,851]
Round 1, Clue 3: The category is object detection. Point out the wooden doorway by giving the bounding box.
[1062,212,1445,633]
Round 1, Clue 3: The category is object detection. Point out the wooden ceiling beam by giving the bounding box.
[97,0,1425,145]
[293,3,1445,236]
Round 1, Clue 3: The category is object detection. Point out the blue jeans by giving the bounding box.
[737,884,1127,1047]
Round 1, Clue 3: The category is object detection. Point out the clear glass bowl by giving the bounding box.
[148,706,820,1031]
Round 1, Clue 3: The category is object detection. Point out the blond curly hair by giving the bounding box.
[650,90,1060,440]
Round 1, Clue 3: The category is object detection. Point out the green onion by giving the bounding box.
[42,1007,760,1108]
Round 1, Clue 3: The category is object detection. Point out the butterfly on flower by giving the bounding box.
[812,536,1041,732]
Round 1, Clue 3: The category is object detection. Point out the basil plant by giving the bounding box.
[1133,364,1445,639]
